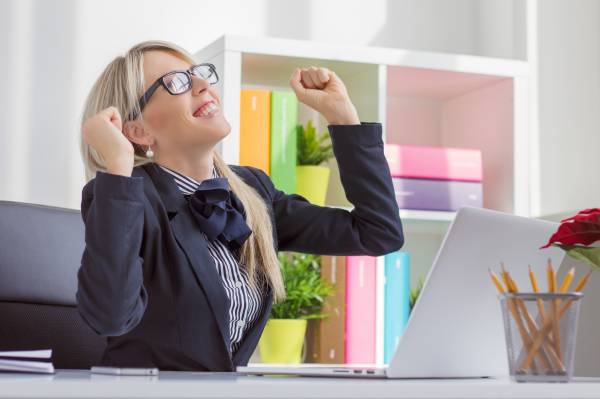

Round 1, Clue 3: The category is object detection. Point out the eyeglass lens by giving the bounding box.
[162,65,217,94]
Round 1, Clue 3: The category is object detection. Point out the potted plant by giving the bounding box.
[295,120,334,206]
[409,276,425,313]
[258,252,335,364]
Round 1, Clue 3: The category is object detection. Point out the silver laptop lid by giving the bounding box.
[387,207,565,378]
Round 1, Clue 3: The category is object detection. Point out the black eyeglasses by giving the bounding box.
[130,63,219,119]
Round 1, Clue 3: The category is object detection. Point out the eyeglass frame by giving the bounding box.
[129,62,219,120]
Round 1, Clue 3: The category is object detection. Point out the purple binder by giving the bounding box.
[391,177,483,212]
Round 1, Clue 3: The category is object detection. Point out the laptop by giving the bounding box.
[236,206,566,378]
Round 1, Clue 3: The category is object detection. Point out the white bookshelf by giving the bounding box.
[194,34,530,213]
[193,35,530,363]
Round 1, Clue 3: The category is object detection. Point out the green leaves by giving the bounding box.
[555,244,600,272]
[271,252,335,320]
[296,120,334,166]
[409,276,424,311]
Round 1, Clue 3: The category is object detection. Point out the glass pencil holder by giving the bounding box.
[499,292,583,383]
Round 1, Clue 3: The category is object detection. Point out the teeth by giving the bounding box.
[199,102,218,117]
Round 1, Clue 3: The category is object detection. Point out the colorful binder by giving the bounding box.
[239,88,271,174]
[391,177,483,211]
[383,144,482,182]
[375,255,385,365]
[305,255,346,363]
[383,251,410,364]
[345,256,377,364]
[270,91,298,194]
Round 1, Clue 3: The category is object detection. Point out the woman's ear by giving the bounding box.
[123,120,154,147]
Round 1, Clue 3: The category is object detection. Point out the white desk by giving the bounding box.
[0,370,599,398]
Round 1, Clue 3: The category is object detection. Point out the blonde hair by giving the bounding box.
[80,40,286,303]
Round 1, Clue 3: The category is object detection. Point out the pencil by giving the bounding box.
[547,259,563,362]
[573,269,592,293]
[521,269,592,371]
[559,267,575,293]
[528,265,560,353]
[499,263,513,293]
[507,273,561,372]
[489,268,506,293]
[498,265,553,372]
[489,268,539,372]
[529,265,547,321]
[547,259,557,292]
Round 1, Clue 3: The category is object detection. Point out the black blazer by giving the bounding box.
[76,121,404,371]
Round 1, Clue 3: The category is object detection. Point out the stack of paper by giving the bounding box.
[0,349,54,374]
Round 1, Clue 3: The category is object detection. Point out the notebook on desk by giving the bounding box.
[0,349,55,374]
[237,207,566,379]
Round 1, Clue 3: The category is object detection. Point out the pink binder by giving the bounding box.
[383,144,482,182]
[345,256,377,364]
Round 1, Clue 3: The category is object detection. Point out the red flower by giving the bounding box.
[560,208,600,223]
[540,208,600,249]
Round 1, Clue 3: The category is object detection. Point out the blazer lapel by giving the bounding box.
[140,162,232,357]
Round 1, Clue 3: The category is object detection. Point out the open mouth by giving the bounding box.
[193,101,220,118]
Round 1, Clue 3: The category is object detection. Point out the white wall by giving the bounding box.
[0,0,524,209]
[536,0,600,218]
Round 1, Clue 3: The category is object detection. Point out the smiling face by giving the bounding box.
[125,50,231,157]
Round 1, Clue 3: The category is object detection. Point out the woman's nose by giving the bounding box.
[190,75,210,96]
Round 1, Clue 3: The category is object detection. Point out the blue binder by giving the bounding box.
[384,251,410,364]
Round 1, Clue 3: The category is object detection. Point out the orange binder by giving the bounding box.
[239,88,270,174]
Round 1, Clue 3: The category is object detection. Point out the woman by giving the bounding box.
[77,40,404,371]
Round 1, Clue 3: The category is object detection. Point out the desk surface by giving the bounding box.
[0,370,599,399]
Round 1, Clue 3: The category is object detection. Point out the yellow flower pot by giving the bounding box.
[258,319,307,364]
[295,165,330,206]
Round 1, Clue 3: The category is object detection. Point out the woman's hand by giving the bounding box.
[82,106,135,177]
[289,66,360,125]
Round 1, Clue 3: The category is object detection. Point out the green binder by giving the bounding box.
[269,91,298,194]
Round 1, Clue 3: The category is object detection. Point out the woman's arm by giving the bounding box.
[76,171,148,337]
[250,121,404,256]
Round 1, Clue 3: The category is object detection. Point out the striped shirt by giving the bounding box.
[158,164,264,354]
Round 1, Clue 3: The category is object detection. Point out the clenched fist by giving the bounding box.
[82,106,135,177]
[289,66,360,125]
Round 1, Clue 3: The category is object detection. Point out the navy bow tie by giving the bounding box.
[185,177,252,251]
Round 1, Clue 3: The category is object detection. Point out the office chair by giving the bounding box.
[0,200,106,369]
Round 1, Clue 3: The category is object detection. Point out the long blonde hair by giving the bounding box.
[80,40,286,303]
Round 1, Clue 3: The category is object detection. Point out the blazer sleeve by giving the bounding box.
[76,171,148,337]
[251,121,404,257]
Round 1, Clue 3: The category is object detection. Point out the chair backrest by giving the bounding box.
[0,200,106,369]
